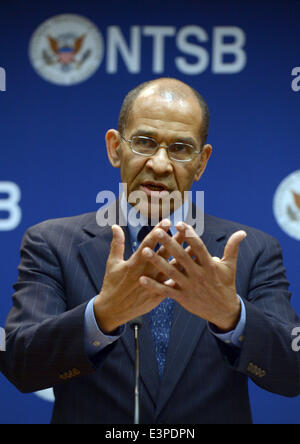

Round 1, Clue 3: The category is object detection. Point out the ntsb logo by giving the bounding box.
[29,14,247,86]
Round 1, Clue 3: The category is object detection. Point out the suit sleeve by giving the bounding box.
[219,233,300,397]
[0,225,96,393]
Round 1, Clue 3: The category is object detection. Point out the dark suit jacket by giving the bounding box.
[1,205,300,424]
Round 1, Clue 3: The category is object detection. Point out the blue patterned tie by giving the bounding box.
[137,225,175,378]
[148,297,175,378]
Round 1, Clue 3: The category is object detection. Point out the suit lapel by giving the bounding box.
[78,210,161,404]
[78,198,129,293]
[78,225,112,293]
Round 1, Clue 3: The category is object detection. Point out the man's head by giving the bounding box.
[118,78,210,145]
[106,77,212,218]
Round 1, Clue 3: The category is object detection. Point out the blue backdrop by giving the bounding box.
[0,0,299,424]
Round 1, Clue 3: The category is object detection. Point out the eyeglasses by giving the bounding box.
[120,134,202,162]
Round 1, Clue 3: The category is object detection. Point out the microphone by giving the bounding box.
[129,316,143,330]
[129,316,143,424]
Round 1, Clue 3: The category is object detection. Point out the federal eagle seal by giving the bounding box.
[29,14,103,86]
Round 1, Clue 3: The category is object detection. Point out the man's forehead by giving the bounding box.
[137,81,195,103]
[124,81,204,141]
[129,89,202,129]
[132,89,201,120]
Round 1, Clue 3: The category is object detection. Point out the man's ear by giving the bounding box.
[194,144,212,181]
[106,129,121,168]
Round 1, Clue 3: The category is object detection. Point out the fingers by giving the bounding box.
[140,222,199,278]
[138,219,171,251]
[158,228,197,270]
[164,278,176,287]
[175,223,247,268]
[157,226,187,260]
[129,219,173,270]
[156,227,188,280]
[142,245,188,287]
[223,230,247,264]
[108,225,125,263]
[140,275,180,299]
[175,222,211,267]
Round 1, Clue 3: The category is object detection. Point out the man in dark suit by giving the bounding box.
[1,77,300,424]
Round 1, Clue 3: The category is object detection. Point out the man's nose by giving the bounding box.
[145,146,173,175]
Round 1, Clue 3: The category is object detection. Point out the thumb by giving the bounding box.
[223,230,247,265]
[108,225,125,263]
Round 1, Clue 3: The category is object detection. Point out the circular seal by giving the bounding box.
[29,14,103,86]
[273,170,300,240]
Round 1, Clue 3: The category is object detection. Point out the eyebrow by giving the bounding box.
[130,129,197,147]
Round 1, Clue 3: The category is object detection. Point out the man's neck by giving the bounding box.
[120,192,190,235]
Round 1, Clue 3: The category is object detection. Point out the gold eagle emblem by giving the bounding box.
[48,35,86,55]
[42,34,90,69]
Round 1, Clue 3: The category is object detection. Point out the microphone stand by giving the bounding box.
[129,317,143,425]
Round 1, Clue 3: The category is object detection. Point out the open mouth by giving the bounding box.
[140,182,170,195]
[141,181,169,191]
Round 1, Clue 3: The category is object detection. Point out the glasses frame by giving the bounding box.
[120,134,202,163]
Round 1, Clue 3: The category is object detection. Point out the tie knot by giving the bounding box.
[137,225,172,246]
[137,225,153,244]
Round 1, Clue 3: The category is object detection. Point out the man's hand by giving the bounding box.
[93,220,186,334]
[139,223,247,332]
